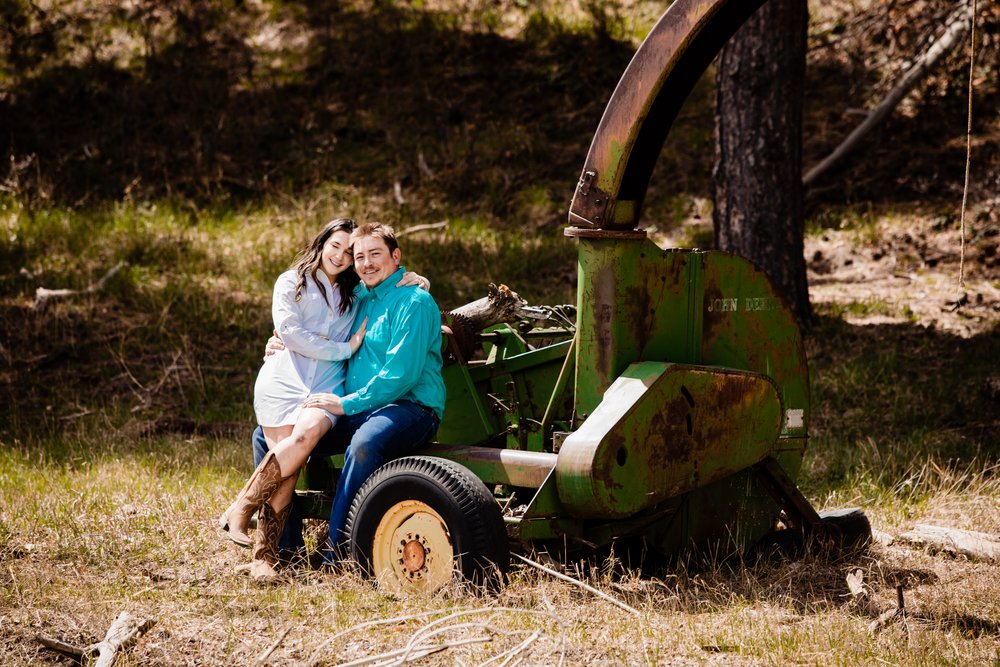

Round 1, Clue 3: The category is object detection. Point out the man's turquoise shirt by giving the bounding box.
[340,266,446,419]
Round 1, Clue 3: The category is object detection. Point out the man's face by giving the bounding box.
[352,235,401,288]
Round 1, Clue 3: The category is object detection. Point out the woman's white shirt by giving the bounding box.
[253,269,356,427]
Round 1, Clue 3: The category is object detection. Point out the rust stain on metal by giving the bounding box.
[625,278,653,357]
[594,263,618,385]
[569,170,612,227]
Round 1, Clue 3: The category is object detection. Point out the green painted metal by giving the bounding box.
[563,232,809,551]
[556,362,783,519]
[570,237,808,436]
[433,331,572,448]
[434,361,496,445]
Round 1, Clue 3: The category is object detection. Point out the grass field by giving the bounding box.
[1,195,997,666]
[2,0,999,664]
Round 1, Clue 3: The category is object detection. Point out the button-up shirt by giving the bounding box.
[341,266,446,419]
[253,269,355,426]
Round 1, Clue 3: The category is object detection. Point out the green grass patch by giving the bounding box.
[802,315,999,529]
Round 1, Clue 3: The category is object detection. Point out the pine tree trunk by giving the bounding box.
[713,0,812,328]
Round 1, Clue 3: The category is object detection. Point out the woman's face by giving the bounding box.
[319,230,354,279]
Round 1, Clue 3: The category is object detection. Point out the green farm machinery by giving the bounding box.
[301,0,871,595]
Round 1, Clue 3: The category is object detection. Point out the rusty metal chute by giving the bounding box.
[568,0,767,231]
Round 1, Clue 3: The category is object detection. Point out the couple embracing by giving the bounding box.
[218,219,445,582]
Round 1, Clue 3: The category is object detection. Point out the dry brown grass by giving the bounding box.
[1,199,997,664]
[0,432,998,666]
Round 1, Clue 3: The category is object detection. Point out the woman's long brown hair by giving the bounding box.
[291,218,360,315]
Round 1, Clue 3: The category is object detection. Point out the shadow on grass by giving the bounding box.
[805,315,1000,493]
[0,273,265,443]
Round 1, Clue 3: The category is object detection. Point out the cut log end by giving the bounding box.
[449,283,530,332]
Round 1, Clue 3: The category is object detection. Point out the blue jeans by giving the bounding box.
[316,401,438,557]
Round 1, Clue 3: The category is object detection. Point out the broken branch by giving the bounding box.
[36,611,155,666]
[804,3,973,187]
[36,634,87,660]
[32,261,126,311]
[397,220,448,236]
[92,612,157,667]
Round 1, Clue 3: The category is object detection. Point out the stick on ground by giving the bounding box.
[513,553,640,616]
[32,261,126,311]
[37,611,156,666]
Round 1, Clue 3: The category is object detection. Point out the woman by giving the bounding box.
[218,218,425,581]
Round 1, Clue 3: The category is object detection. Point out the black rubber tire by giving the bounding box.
[819,508,872,552]
[754,508,872,561]
[346,456,509,594]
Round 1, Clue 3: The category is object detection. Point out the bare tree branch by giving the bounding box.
[804,2,973,187]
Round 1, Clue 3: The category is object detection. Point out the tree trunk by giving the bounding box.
[713,0,812,328]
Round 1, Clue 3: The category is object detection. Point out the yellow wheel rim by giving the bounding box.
[371,499,453,596]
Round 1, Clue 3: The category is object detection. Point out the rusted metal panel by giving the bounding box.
[556,362,782,519]
[572,237,696,418]
[699,253,810,438]
[568,170,612,227]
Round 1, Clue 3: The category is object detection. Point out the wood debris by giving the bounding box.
[32,261,126,311]
[896,523,1000,563]
[37,611,156,666]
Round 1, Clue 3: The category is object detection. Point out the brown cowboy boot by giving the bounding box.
[217,451,289,547]
[246,501,292,583]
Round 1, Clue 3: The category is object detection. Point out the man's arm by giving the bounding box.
[264,272,429,358]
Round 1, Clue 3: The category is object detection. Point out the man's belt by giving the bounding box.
[414,402,440,425]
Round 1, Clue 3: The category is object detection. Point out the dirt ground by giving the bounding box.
[805,201,1000,337]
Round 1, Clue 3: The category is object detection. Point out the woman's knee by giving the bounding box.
[290,413,330,448]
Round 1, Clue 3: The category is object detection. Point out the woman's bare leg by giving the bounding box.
[263,408,333,512]
[262,425,294,452]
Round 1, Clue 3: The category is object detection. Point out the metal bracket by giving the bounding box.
[568,169,611,228]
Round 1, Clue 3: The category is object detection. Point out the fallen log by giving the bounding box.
[448,283,531,332]
[897,523,1000,563]
[443,284,533,363]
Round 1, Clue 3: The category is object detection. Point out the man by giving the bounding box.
[257,222,445,563]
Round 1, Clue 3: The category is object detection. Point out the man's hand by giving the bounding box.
[304,392,345,416]
[264,330,285,359]
[397,271,430,291]
[349,317,368,354]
